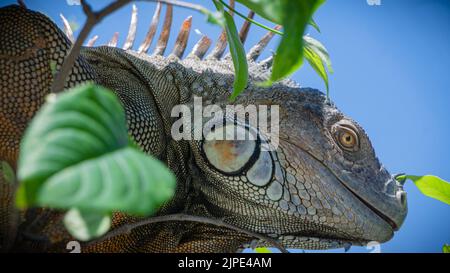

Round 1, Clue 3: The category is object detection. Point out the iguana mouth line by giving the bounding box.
[280,138,398,231]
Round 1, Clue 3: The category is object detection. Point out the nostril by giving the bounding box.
[396,191,407,207]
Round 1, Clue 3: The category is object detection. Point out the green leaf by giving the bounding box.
[200,7,226,27]
[303,36,333,96]
[309,17,321,33]
[236,0,284,23]
[214,0,249,101]
[63,208,111,241]
[304,36,333,73]
[397,174,450,205]
[443,244,450,253]
[17,83,176,216]
[255,247,272,253]
[266,0,326,85]
[1,161,15,184]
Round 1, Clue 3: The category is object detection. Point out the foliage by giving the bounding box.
[212,0,329,99]
[396,174,450,205]
[443,244,450,253]
[213,0,249,101]
[255,247,272,253]
[16,84,176,240]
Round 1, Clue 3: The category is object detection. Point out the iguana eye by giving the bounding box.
[202,124,259,174]
[333,122,360,151]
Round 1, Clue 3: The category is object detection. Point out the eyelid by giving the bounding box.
[332,121,360,151]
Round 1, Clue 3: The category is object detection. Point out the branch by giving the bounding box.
[87,213,289,253]
[50,0,132,93]
[140,0,208,13]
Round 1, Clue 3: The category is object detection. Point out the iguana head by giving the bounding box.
[186,78,408,249]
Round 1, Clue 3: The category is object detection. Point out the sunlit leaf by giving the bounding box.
[443,244,450,253]
[303,36,333,96]
[255,247,272,253]
[16,83,176,216]
[396,174,450,205]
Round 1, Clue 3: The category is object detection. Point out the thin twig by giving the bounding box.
[50,0,132,93]
[139,0,207,13]
[87,213,289,253]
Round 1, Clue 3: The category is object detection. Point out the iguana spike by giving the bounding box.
[154,4,173,56]
[86,35,99,47]
[207,30,227,60]
[238,11,255,44]
[189,35,212,59]
[171,16,192,58]
[123,4,138,50]
[60,13,74,43]
[137,1,162,54]
[259,55,274,68]
[17,0,26,8]
[247,25,281,61]
[108,32,119,47]
[206,0,235,60]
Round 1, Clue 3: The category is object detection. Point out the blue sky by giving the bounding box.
[4,0,449,252]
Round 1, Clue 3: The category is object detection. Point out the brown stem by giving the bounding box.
[50,0,132,93]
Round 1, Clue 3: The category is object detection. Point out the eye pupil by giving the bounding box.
[333,122,360,152]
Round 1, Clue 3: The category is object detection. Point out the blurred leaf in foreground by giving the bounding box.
[443,244,450,253]
[16,83,176,240]
[63,208,111,241]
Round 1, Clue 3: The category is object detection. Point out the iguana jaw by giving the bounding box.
[279,140,399,246]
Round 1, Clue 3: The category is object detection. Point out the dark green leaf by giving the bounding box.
[214,0,249,101]
[63,208,111,241]
[17,83,176,216]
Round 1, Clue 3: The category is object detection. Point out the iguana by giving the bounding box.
[0,3,407,253]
